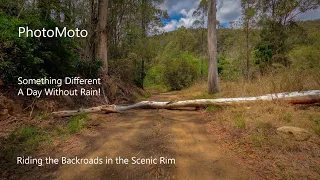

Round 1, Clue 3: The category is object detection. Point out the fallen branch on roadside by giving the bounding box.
[52,90,320,117]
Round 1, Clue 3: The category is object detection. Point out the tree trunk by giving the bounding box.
[245,2,250,80]
[90,0,98,61]
[52,90,320,117]
[97,0,109,74]
[207,0,219,94]
[140,0,147,89]
[246,17,249,80]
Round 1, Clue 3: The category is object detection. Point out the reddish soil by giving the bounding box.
[30,92,258,180]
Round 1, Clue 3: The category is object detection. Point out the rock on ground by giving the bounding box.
[277,126,312,141]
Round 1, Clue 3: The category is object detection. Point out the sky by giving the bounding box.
[160,0,320,32]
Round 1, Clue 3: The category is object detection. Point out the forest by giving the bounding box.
[0,0,320,179]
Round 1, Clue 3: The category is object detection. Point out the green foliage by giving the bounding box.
[9,126,45,149]
[234,115,246,129]
[77,60,103,79]
[289,26,320,70]
[0,12,81,84]
[3,125,46,159]
[144,65,166,88]
[164,53,199,90]
[253,43,273,71]
[67,114,88,133]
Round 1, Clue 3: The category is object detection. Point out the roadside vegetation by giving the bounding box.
[0,114,92,174]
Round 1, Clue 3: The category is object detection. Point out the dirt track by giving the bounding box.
[42,92,258,180]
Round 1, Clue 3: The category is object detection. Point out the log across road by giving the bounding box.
[53,90,320,117]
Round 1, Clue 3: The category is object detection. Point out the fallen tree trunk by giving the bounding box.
[52,90,320,117]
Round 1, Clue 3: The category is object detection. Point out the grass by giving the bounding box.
[142,92,152,99]
[1,114,90,161]
[133,91,153,101]
[309,115,320,135]
[67,114,89,133]
[250,133,267,148]
[197,92,220,99]
[178,69,320,100]
[8,125,46,152]
[280,113,293,123]
[313,124,320,135]
[256,121,275,134]
[145,85,168,93]
[0,125,47,167]
[35,113,50,121]
[234,117,246,129]
[205,105,223,112]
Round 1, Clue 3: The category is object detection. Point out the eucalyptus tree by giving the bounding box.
[255,0,320,70]
[207,0,219,94]
[98,0,109,74]
[241,0,257,80]
[193,0,208,80]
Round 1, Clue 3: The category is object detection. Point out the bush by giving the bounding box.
[77,60,103,79]
[0,12,79,84]
[144,65,166,88]
[164,53,199,90]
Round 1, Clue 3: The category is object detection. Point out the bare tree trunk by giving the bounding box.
[97,0,109,74]
[139,0,147,89]
[246,13,250,80]
[90,0,98,61]
[52,90,320,117]
[208,0,219,94]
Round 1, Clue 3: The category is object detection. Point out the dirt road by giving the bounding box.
[41,92,257,180]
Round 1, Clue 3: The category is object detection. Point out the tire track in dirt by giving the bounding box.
[50,110,176,180]
[163,110,253,180]
[44,92,257,179]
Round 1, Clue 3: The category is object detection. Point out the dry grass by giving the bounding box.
[181,70,320,99]
[176,71,320,179]
[203,101,320,179]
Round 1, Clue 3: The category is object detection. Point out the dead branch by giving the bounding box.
[52,90,320,117]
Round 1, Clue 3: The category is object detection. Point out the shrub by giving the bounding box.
[164,53,199,90]
[0,13,79,84]
[77,59,103,79]
[144,65,166,88]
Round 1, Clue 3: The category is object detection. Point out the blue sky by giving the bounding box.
[160,0,320,32]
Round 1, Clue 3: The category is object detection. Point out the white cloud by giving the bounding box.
[162,8,198,32]
[217,0,241,22]
[161,0,201,15]
[162,0,242,32]
[161,0,320,32]
[163,20,179,32]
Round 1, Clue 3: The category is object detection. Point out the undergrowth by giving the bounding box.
[67,114,89,133]
[0,113,90,173]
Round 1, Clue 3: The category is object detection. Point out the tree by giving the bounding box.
[97,0,109,74]
[255,0,320,70]
[241,0,257,80]
[207,0,219,94]
[193,0,208,80]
